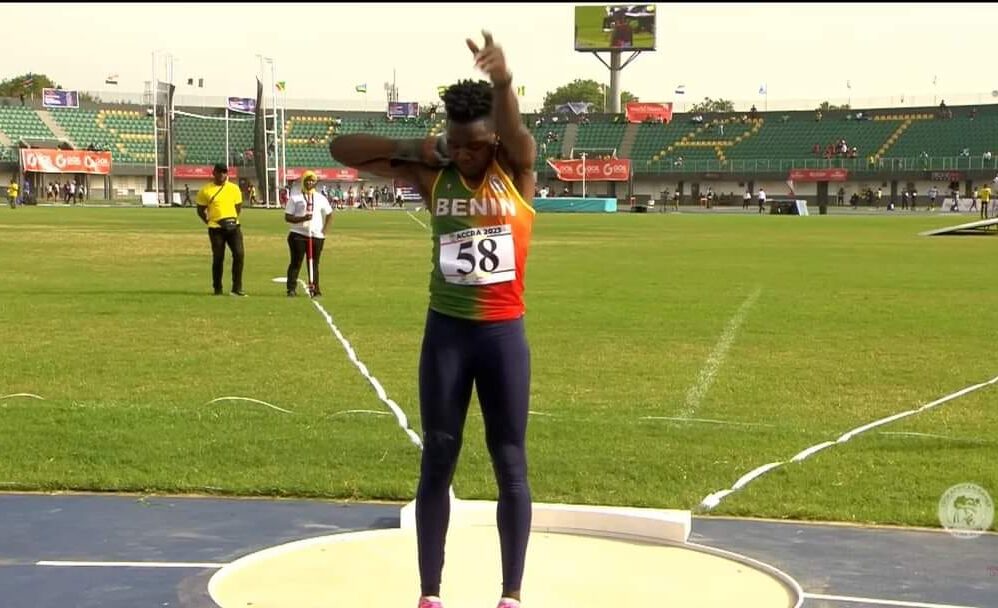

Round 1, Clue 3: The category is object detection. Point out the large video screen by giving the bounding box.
[574,5,656,52]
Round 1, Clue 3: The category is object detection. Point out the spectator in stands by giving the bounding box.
[938,100,952,119]
[849,147,858,159]
[196,163,246,296]
[983,151,993,161]
[673,156,684,168]
[850,192,860,208]
[812,143,821,155]
[960,148,971,158]
[749,105,758,119]
[815,109,823,122]
[969,108,977,120]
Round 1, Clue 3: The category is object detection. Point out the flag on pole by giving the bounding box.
[437,84,448,98]
[105,74,119,85]
[355,83,367,93]
[674,84,686,95]
[758,84,767,95]
[275,81,286,92]
[846,80,852,90]
[932,75,937,86]
[516,85,526,96]
[22,76,35,89]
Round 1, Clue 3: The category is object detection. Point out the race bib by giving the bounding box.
[438,224,516,286]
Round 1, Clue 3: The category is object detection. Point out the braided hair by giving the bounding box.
[442,79,493,124]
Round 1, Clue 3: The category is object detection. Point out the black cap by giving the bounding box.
[213,162,228,173]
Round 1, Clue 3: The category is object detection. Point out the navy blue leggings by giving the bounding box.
[416,308,532,598]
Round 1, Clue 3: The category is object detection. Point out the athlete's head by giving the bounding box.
[442,79,496,180]
[212,162,228,186]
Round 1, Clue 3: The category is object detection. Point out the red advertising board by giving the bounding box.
[171,166,359,181]
[625,102,673,124]
[547,158,631,182]
[282,167,359,182]
[787,168,849,181]
[20,149,112,175]
[173,165,239,179]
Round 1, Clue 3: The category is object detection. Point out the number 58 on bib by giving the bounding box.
[439,224,516,286]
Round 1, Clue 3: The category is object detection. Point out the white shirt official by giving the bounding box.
[286,189,333,238]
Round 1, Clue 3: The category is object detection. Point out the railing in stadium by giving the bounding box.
[639,156,998,174]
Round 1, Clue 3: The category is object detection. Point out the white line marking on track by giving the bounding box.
[406,210,428,229]
[304,281,423,450]
[206,396,294,414]
[802,592,980,608]
[36,560,226,569]
[680,287,762,418]
[0,393,45,400]
[699,373,998,511]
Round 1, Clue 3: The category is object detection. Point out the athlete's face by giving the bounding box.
[446,119,497,180]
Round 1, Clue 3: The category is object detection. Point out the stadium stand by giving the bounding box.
[2,100,998,177]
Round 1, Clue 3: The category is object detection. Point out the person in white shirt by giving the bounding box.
[757,188,767,213]
[284,170,333,297]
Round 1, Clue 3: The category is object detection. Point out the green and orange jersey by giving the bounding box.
[428,160,535,321]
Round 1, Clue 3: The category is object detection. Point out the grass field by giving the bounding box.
[0,207,995,531]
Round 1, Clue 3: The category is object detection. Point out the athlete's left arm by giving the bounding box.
[468,31,537,173]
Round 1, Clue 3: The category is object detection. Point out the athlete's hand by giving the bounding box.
[466,30,511,86]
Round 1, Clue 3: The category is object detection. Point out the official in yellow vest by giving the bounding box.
[196,163,246,296]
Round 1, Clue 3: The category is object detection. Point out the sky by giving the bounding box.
[2,2,996,111]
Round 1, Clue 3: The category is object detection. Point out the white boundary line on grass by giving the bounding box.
[206,396,294,414]
[0,393,45,400]
[680,287,762,419]
[642,415,775,428]
[329,409,391,417]
[699,373,998,510]
[406,210,428,229]
[300,280,423,450]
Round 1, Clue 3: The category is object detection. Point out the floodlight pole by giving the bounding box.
[590,50,641,113]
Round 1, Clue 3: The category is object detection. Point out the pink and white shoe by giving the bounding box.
[496,599,521,608]
[418,597,444,608]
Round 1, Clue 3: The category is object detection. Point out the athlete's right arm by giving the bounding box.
[328,135,442,197]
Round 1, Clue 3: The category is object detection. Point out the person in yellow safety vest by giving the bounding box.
[7,178,19,209]
[977,183,991,220]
